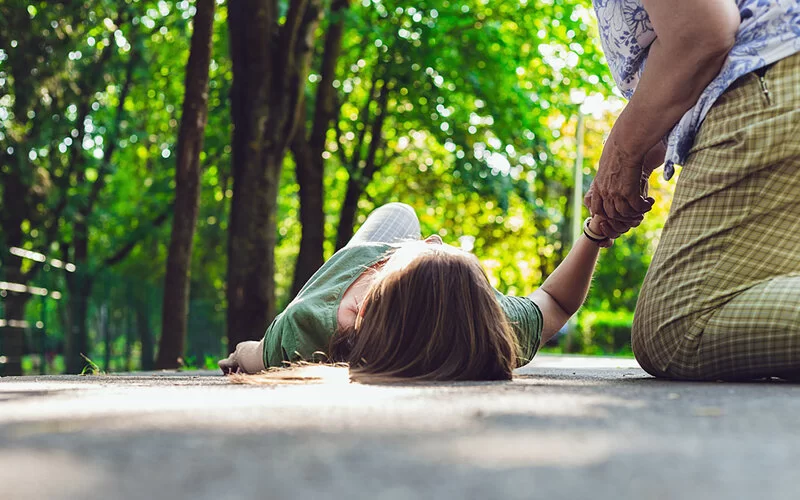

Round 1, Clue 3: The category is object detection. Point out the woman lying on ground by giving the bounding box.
[219,202,641,381]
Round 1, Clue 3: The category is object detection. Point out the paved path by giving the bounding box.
[2,355,799,500]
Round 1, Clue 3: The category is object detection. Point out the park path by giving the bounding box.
[2,355,799,500]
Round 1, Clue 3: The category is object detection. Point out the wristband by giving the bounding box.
[583,217,609,243]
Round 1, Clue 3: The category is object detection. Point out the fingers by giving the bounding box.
[590,192,607,219]
[593,202,644,232]
[599,218,626,237]
[218,355,239,375]
[218,359,232,375]
[598,220,622,240]
[629,195,654,214]
[598,238,614,248]
[602,197,618,219]
[586,188,652,220]
[596,214,644,240]
[613,195,652,218]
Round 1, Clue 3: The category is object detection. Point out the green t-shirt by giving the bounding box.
[262,242,543,368]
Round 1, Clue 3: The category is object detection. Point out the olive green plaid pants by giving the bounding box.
[632,52,800,380]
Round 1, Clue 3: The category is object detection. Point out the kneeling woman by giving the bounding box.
[220,202,632,381]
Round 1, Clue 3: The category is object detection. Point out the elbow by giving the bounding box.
[704,26,738,61]
[706,6,740,56]
[682,9,740,63]
[656,0,740,64]
[678,32,736,69]
[554,299,579,318]
[541,285,580,318]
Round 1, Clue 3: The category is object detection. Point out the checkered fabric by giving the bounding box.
[346,202,422,246]
[632,52,800,381]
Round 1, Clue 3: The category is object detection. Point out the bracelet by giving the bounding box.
[583,217,609,243]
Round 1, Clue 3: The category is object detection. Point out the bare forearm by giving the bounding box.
[609,0,740,158]
[539,234,601,317]
[528,229,603,344]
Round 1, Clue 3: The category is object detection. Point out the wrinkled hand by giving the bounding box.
[585,215,640,248]
[592,214,644,244]
[584,139,665,238]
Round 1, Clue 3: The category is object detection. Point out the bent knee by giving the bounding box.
[630,313,692,379]
[631,319,711,380]
[630,323,661,378]
[380,202,419,227]
[379,202,416,217]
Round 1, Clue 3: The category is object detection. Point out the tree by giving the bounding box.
[0,1,191,373]
[225,0,323,351]
[282,0,621,308]
[0,0,126,374]
[326,0,608,249]
[289,0,351,297]
[156,0,215,369]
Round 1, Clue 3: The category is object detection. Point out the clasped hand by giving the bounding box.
[584,139,665,240]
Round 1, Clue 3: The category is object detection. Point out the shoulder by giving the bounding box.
[591,0,656,96]
[495,293,543,325]
[494,293,543,366]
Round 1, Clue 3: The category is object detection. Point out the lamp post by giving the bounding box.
[571,112,585,249]
[564,112,586,348]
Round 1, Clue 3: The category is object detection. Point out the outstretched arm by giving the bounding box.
[528,217,624,343]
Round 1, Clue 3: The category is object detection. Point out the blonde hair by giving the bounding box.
[330,242,518,382]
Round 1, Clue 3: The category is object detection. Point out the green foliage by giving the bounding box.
[304,0,641,301]
[80,353,102,375]
[180,354,221,371]
[580,309,635,353]
[542,310,635,356]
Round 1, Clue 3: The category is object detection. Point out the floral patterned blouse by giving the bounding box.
[591,0,800,179]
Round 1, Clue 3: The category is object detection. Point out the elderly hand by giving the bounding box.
[584,139,664,236]
[592,213,644,245]
[586,213,643,248]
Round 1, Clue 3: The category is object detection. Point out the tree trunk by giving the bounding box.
[0,7,119,375]
[65,281,92,374]
[335,83,390,250]
[0,179,28,376]
[290,0,351,297]
[124,309,133,372]
[100,303,110,372]
[0,124,32,376]
[136,296,155,370]
[558,187,572,264]
[1,293,29,376]
[290,133,326,297]
[226,0,322,352]
[226,148,281,350]
[60,28,141,373]
[335,178,364,250]
[65,268,93,374]
[65,214,93,374]
[156,0,215,369]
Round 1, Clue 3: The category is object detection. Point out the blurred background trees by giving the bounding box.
[0,0,674,375]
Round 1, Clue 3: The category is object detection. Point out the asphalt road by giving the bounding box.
[2,355,799,500]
